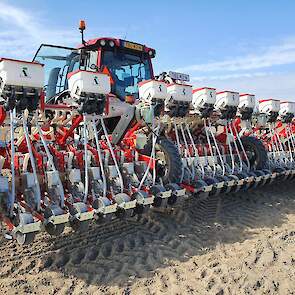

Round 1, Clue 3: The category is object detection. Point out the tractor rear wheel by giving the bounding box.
[155,137,183,184]
[240,136,268,170]
[142,136,183,184]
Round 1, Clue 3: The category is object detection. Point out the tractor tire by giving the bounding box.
[158,137,183,183]
[143,136,183,184]
[240,136,268,170]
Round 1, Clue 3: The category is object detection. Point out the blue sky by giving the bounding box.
[0,0,295,100]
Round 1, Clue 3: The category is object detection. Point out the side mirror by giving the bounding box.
[79,50,89,70]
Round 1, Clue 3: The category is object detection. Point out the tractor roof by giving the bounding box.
[77,37,156,57]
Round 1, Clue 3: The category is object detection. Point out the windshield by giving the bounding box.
[102,50,152,100]
[33,44,98,102]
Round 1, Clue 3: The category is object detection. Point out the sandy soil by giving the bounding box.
[0,181,294,295]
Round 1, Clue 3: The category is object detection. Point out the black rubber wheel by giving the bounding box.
[203,177,221,196]
[273,167,287,181]
[216,175,230,194]
[191,179,210,199]
[16,231,36,245]
[226,174,240,193]
[69,219,90,232]
[45,223,65,236]
[69,203,90,232]
[44,205,66,236]
[262,169,273,184]
[165,183,181,206]
[240,136,268,170]
[150,184,167,208]
[95,213,113,223]
[15,213,36,245]
[142,136,183,184]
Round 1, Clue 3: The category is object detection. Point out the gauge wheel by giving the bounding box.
[69,203,90,232]
[44,205,66,236]
[15,212,36,245]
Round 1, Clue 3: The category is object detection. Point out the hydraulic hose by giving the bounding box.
[152,123,158,186]
[208,120,226,176]
[22,113,41,211]
[180,123,195,179]
[285,126,293,162]
[232,123,250,172]
[83,115,89,203]
[138,121,160,190]
[174,121,182,155]
[173,121,185,182]
[36,119,65,208]
[204,119,217,176]
[225,121,235,175]
[100,117,124,193]
[9,110,15,217]
[185,123,205,178]
[92,118,107,198]
[274,128,289,165]
[228,124,243,173]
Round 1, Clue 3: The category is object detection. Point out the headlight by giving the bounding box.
[148,50,153,56]
[100,39,106,46]
[109,40,115,47]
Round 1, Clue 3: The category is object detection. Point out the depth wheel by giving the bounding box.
[192,179,210,199]
[165,183,181,206]
[45,223,65,236]
[150,185,167,208]
[44,205,66,236]
[69,202,90,232]
[15,212,36,246]
[16,231,35,246]
[69,219,90,232]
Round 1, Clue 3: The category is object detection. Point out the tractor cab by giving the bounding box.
[33,38,156,103]
[81,38,155,101]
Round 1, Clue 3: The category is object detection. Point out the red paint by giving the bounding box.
[0,106,6,125]
[58,115,83,145]
[193,87,216,93]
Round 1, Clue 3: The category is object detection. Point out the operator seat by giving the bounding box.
[113,75,135,101]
